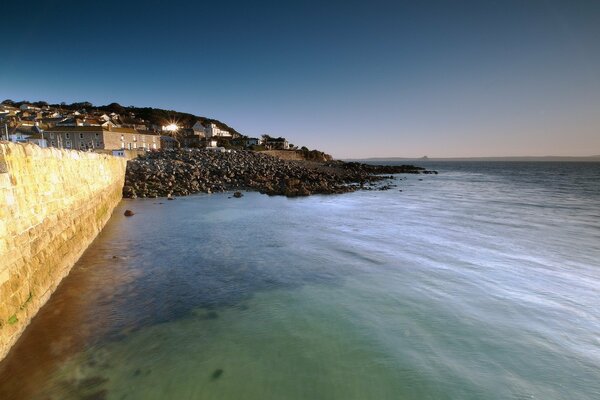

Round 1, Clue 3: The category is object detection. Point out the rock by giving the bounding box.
[121,149,434,199]
[124,210,134,217]
[211,369,224,380]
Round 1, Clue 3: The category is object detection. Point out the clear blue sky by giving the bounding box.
[2,0,599,158]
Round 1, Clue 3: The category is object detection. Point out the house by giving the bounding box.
[192,121,207,137]
[8,125,43,143]
[160,135,179,150]
[25,134,47,148]
[264,136,289,150]
[231,137,262,148]
[19,104,41,112]
[205,122,232,138]
[44,126,161,151]
[56,117,84,126]
[39,117,65,128]
[245,137,262,147]
[181,133,201,148]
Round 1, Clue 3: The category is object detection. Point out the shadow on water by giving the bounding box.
[0,193,354,399]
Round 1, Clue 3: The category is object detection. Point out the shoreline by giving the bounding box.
[123,149,436,199]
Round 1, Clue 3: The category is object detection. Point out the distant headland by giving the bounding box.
[351,156,600,162]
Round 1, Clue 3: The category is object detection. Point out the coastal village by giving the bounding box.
[0,99,433,199]
[0,100,291,156]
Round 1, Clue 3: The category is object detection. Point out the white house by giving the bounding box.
[192,121,207,137]
[205,122,231,138]
[9,126,42,142]
[26,135,47,148]
[245,137,262,147]
[19,104,41,112]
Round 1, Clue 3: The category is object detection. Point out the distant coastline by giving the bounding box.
[348,156,600,162]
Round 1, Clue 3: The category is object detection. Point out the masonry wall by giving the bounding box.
[0,142,126,361]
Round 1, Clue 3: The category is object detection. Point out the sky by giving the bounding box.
[1,0,599,158]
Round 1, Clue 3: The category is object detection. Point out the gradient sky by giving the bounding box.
[2,0,599,158]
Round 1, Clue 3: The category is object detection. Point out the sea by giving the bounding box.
[0,161,599,400]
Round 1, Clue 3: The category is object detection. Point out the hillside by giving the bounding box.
[2,99,241,136]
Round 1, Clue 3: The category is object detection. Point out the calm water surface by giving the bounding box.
[1,162,599,399]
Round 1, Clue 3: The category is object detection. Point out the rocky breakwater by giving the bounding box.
[123,149,432,198]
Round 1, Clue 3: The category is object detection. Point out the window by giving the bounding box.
[65,133,70,139]
[79,133,84,139]
[95,133,100,138]
[133,135,137,142]
[95,140,101,147]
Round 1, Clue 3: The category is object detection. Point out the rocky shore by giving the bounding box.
[122,149,435,198]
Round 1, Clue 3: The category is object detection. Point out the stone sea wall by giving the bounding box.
[0,142,126,361]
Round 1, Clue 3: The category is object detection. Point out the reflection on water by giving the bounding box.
[1,162,599,400]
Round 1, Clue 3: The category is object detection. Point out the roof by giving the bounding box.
[137,130,161,136]
[45,126,105,132]
[107,127,138,134]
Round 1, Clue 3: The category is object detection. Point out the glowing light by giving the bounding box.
[164,123,178,132]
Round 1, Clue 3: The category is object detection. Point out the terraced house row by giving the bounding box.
[43,126,162,151]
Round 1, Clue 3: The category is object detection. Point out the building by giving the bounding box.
[205,122,231,138]
[44,126,161,151]
[160,135,179,150]
[264,137,289,150]
[192,121,207,137]
[244,137,262,147]
[8,126,43,143]
[231,137,263,148]
[25,134,47,148]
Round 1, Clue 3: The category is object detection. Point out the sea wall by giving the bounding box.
[0,142,126,361]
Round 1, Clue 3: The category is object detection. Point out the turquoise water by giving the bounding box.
[1,162,599,399]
